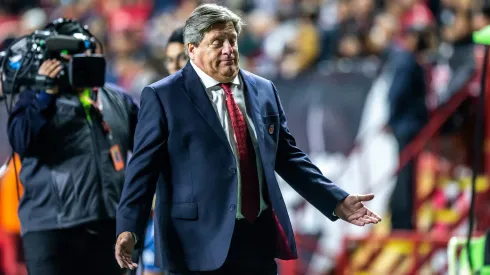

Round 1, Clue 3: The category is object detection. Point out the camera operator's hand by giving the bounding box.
[38,59,63,94]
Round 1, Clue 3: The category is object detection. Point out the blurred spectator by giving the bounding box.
[19,8,48,36]
[350,0,375,32]
[399,0,434,40]
[279,7,321,78]
[473,4,490,31]
[164,27,187,75]
[386,25,430,230]
[439,8,475,101]
[337,31,364,58]
[0,10,18,45]
[366,13,399,56]
[1,0,462,91]
[442,9,473,44]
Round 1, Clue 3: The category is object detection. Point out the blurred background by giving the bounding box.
[2,0,490,274]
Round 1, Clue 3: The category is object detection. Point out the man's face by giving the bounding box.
[165,42,187,74]
[188,22,239,83]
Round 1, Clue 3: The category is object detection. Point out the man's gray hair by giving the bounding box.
[183,4,244,55]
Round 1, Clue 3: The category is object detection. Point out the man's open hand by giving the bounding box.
[335,194,382,226]
[115,231,138,270]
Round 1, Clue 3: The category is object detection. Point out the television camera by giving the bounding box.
[0,18,106,170]
[0,18,106,95]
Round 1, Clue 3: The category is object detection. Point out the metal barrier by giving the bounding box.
[336,232,451,275]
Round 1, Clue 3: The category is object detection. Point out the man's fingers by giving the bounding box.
[122,258,134,269]
[364,215,379,224]
[118,251,136,269]
[114,244,121,258]
[116,256,126,269]
[357,194,375,202]
[349,211,364,221]
[115,252,128,269]
[115,241,136,269]
[350,219,365,226]
[367,210,382,221]
[358,217,372,224]
[121,255,138,270]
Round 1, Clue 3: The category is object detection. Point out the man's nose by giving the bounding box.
[222,40,233,55]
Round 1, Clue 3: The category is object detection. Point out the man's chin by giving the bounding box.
[220,68,238,78]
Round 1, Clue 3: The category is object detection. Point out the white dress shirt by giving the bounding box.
[190,61,268,219]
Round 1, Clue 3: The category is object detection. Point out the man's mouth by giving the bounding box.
[222,60,234,65]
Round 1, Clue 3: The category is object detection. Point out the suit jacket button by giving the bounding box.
[229,168,236,175]
[230,204,236,211]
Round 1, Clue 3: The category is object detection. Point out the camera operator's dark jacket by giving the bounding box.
[7,84,138,235]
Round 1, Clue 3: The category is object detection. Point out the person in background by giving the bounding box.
[7,19,138,275]
[164,27,187,75]
[473,2,490,31]
[140,27,186,275]
[386,25,430,230]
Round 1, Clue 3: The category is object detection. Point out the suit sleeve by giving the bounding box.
[120,91,139,149]
[7,90,56,157]
[116,86,168,241]
[271,82,349,221]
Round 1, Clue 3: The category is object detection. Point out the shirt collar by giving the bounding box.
[190,60,240,89]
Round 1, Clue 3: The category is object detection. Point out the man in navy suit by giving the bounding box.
[115,4,381,275]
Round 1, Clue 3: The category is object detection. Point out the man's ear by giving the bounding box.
[187,43,196,60]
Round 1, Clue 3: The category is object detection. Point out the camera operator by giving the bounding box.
[6,19,138,275]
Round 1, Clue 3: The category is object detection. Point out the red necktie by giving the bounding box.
[220,83,260,223]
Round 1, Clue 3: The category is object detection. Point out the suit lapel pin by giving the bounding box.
[269,124,274,135]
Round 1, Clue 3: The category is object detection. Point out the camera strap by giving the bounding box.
[79,88,125,172]
[79,88,110,132]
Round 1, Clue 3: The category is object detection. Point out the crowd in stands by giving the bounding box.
[0,0,486,102]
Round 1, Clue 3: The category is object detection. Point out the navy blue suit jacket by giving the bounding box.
[116,62,349,272]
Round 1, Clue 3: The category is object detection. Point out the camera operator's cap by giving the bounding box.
[473,25,490,45]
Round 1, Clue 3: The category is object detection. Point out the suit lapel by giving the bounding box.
[181,64,266,156]
[182,62,230,149]
[240,70,265,152]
